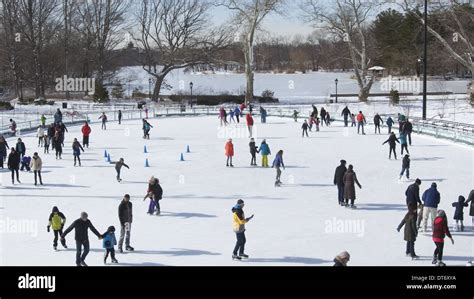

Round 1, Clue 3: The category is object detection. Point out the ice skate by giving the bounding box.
[126,246,135,252]
[239,254,249,259]
[232,254,242,261]
[437,261,446,267]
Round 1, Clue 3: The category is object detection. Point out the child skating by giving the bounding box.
[72,138,85,166]
[225,139,234,167]
[397,203,419,260]
[111,158,130,182]
[301,120,309,137]
[259,139,271,168]
[102,226,118,264]
[231,199,254,261]
[452,195,469,232]
[272,150,285,187]
[47,206,67,251]
[399,154,410,180]
[432,210,454,266]
[249,138,259,166]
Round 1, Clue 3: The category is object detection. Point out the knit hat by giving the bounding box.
[415,179,421,185]
[431,182,437,188]
[437,210,446,217]
[237,199,244,205]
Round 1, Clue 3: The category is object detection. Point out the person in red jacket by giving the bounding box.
[356,111,367,135]
[246,113,254,138]
[432,210,454,266]
[225,139,234,167]
[81,122,92,148]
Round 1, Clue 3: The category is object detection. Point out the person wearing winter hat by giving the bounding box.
[231,199,254,261]
[144,176,163,215]
[421,182,441,232]
[47,206,67,251]
[397,202,419,260]
[225,139,234,167]
[333,251,350,266]
[452,195,469,232]
[432,210,454,266]
[334,160,347,206]
[102,226,118,264]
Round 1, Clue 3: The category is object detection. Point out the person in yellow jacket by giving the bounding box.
[232,199,254,260]
[47,206,67,251]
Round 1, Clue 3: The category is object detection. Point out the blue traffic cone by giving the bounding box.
[186,145,190,153]
[107,153,111,163]
[180,153,184,161]
[145,159,150,167]
[104,150,108,158]
[144,145,148,153]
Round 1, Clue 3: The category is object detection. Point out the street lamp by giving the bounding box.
[422,0,428,120]
[148,78,152,99]
[189,82,194,97]
[335,79,339,103]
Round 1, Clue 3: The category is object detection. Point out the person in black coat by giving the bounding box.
[301,120,309,137]
[320,108,327,127]
[0,136,9,168]
[249,138,259,166]
[402,120,413,145]
[333,251,350,266]
[399,154,410,180]
[118,194,134,253]
[382,132,400,160]
[61,212,102,266]
[373,113,384,134]
[467,190,474,231]
[341,106,351,127]
[7,148,20,184]
[452,195,469,232]
[333,160,347,206]
[405,179,422,208]
[397,202,419,259]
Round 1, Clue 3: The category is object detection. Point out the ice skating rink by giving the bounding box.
[0,116,472,266]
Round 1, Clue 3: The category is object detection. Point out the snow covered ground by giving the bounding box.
[0,115,472,266]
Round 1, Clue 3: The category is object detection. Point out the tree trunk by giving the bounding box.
[152,76,165,102]
[244,41,254,105]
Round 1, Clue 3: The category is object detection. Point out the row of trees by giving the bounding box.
[0,0,472,103]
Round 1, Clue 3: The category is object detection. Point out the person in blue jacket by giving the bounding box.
[421,183,441,232]
[102,226,118,264]
[272,150,285,187]
[400,132,409,155]
[386,116,395,134]
[234,106,241,123]
[72,138,85,167]
[259,139,271,167]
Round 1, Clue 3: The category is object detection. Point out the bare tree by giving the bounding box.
[76,0,128,84]
[302,0,379,101]
[215,0,284,104]
[132,0,231,101]
[400,0,474,100]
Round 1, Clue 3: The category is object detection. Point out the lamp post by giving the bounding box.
[422,0,428,120]
[148,78,153,100]
[189,82,194,97]
[335,78,339,104]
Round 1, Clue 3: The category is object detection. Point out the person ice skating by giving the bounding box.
[272,150,285,187]
[15,138,26,158]
[342,165,362,209]
[118,110,122,125]
[53,131,62,159]
[249,138,259,166]
[320,108,327,127]
[47,206,67,251]
[333,251,350,266]
[246,113,254,137]
[9,119,17,135]
[0,136,9,169]
[102,226,118,264]
[234,106,241,123]
[315,117,320,132]
[61,212,102,267]
[356,111,367,135]
[37,126,45,147]
[311,104,318,118]
[325,112,331,126]
[466,190,474,231]
[144,107,149,119]
[118,194,134,253]
[30,152,43,186]
[232,199,254,260]
[386,116,394,134]
[72,138,85,167]
[7,148,20,184]
[259,139,271,168]
[142,119,153,139]
[229,109,235,123]
[40,114,46,126]
[54,108,62,124]
[382,132,400,160]
[81,122,91,148]
[225,139,234,167]
[402,119,413,145]
[301,120,309,137]
[405,179,422,208]
[373,113,383,134]
[293,110,299,122]
[219,107,227,126]
[350,113,356,127]
[452,196,468,232]
[144,176,163,215]
[334,160,347,206]
[20,155,31,172]
[260,107,267,123]
[341,106,351,127]
[400,132,409,155]
[397,202,419,260]
[43,133,50,154]
[432,210,454,266]
[421,183,441,232]
[399,154,410,180]
[112,158,129,182]
[99,112,108,130]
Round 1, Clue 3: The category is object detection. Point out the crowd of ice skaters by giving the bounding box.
[0,104,473,267]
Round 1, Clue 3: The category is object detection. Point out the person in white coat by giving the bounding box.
[37,126,45,147]
[30,152,43,185]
